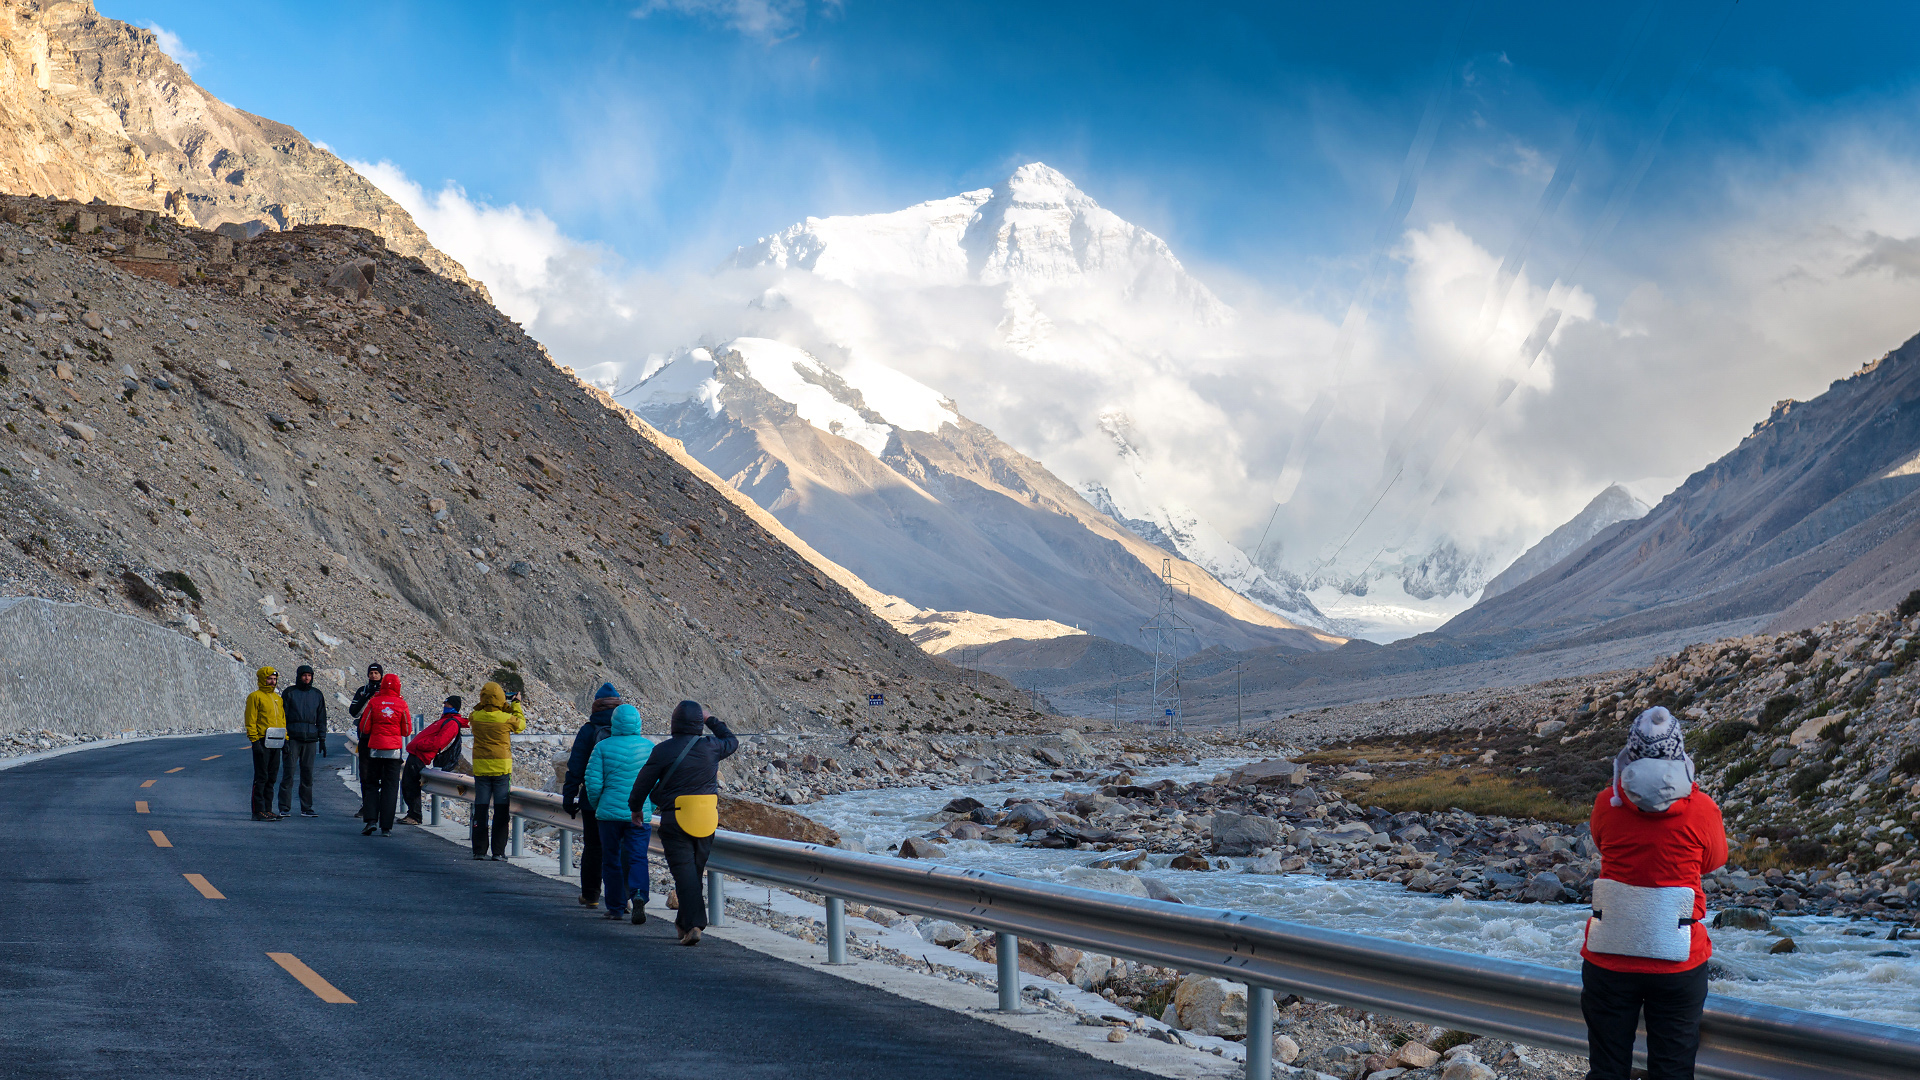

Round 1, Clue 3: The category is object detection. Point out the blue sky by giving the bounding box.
[100,1,1920,633]
[110,0,1920,299]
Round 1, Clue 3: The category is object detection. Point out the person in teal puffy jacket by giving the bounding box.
[584,703,656,923]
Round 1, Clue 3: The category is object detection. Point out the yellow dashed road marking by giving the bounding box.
[148,830,171,848]
[267,953,356,1003]
[201,755,222,761]
[135,801,149,814]
[140,780,156,788]
[182,874,224,899]
[165,767,185,774]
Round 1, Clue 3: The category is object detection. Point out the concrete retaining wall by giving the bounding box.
[0,597,250,736]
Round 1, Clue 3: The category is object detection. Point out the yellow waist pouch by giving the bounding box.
[673,794,718,838]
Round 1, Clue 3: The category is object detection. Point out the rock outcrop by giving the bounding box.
[0,2,476,289]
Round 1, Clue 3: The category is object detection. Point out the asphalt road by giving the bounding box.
[0,733,1150,1079]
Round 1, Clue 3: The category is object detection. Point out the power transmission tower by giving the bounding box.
[1139,558,1198,733]
[1236,659,1244,735]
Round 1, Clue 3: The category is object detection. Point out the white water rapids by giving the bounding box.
[804,759,1920,1029]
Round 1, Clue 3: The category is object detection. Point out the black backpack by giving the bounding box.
[429,721,464,770]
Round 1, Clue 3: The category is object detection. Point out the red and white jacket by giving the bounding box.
[359,673,413,752]
[1581,784,1728,973]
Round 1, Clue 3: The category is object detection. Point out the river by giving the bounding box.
[804,759,1920,1029]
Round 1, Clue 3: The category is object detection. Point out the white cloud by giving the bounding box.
[143,22,198,74]
[631,0,834,40]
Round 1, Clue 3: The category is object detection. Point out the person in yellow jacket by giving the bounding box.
[244,667,287,821]
[468,681,526,860]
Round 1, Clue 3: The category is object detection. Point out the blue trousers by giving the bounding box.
[596,819,652,914]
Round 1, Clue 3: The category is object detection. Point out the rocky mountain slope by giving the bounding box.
[0,192,1043,734]
[1478,484,1649,602]
[1446,337,1920,646]
[627,337,1336,653]
[0,1,474,286]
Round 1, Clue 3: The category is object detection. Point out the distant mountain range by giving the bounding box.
[626,337,1338,653]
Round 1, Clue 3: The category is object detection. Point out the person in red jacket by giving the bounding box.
[399,697,468,825]
[358,672,413,837]
[1581,706,1727,1080]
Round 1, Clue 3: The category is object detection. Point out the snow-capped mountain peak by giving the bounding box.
[725,162,1226,318]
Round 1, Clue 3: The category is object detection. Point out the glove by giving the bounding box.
[320,744,330,758]
[563,796,578,818]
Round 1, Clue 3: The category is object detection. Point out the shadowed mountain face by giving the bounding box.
[1478,484,1650,603]
[1445,333,1920,646]
[629,341,1338,654]
[0,1,474,288]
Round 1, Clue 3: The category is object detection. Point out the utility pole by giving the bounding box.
[1140,558,1197,734]
[1236,659,1244,735]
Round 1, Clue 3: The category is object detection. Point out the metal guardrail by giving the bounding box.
[415,769,1920,1080]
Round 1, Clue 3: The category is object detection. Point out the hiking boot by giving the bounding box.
[631,907,646,926]
[490,854,503,861]
[578,894,600,907]
[398,815,422,826]
[267,812,285,820]
[252,812,273,821]
[679,926,702,946]
[362,824,377,836]
[300,809,318,818]
[603,909,626,920]
[472,853,487,860]
[380,830,392,837]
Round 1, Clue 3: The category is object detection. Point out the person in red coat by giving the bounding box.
[1581,706,1727,1080]
[400,696,469,825]
[358,673,413,837]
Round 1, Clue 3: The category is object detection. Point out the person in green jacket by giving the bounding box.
[244,666,286,821]
[584,703,656,923]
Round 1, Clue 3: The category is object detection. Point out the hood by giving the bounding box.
[670,699,706,736]
[378,672,402,696]
[255,666,277,691]
[295,664,315,686]
[479,681,506,709]
[1621,758,1693,814]
[610,702,643,737]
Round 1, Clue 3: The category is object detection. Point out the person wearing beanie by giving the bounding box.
[468,681,526,860]
[583,703,656,923]
[1580,706,1727,1080]
[561,682,623,907]
[400,696,469,825]
[278,664,329,817]
[347,662,385,821]
[244,666,286,821]
[628,700,738,945]
[358,673,412,836]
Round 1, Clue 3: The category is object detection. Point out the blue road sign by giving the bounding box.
[868,694,885,708]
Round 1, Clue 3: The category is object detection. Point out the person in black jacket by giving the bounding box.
[562,683,621,909]
[347,663,383,821]
[278,664,329,817]
[629,700,737,945]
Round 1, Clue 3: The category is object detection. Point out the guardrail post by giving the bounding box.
[558,828,573,876]
[1246,985,1274,1080]
[429,793,441,827]
[707,870,725,927]
[996,931,1020,1012]
[510,815,525,858]
[825,896,846,964]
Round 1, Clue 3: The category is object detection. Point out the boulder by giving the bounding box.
[1169,853,1212,871]
[325,259,376,299]
[1034,746,1066,767]
[1228,758,1308,787]
[1521,871,1568,903]
[1440,1058,1495,1080]
[1171,974,1247,1037]
[1275,1034,1301,1065]
[1002,802,1050,831]
[940,795,985,814]
[896,836,943,859]
[1396,1043,1440,1069]
[120,570,165,609]
[919,920,971,947]
[1769,936,1797,954]
[717,794,840,846]
[1141,876,1188,904]
[1088,849,1148,871]
[1711,907,1773,931]
[1211,810,1286,855]
[1070,952,1118,990]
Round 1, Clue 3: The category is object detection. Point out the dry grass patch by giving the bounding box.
[1352,770,1590,825]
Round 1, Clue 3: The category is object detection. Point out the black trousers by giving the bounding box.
[356,743,374,818]
[1581,959,1709,1080]
[659,811,714,932]
[400,756,426,819]
[278,739,317,812]
[579,800,602,901]
[362,756,403,833]
[249,741,282,816]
